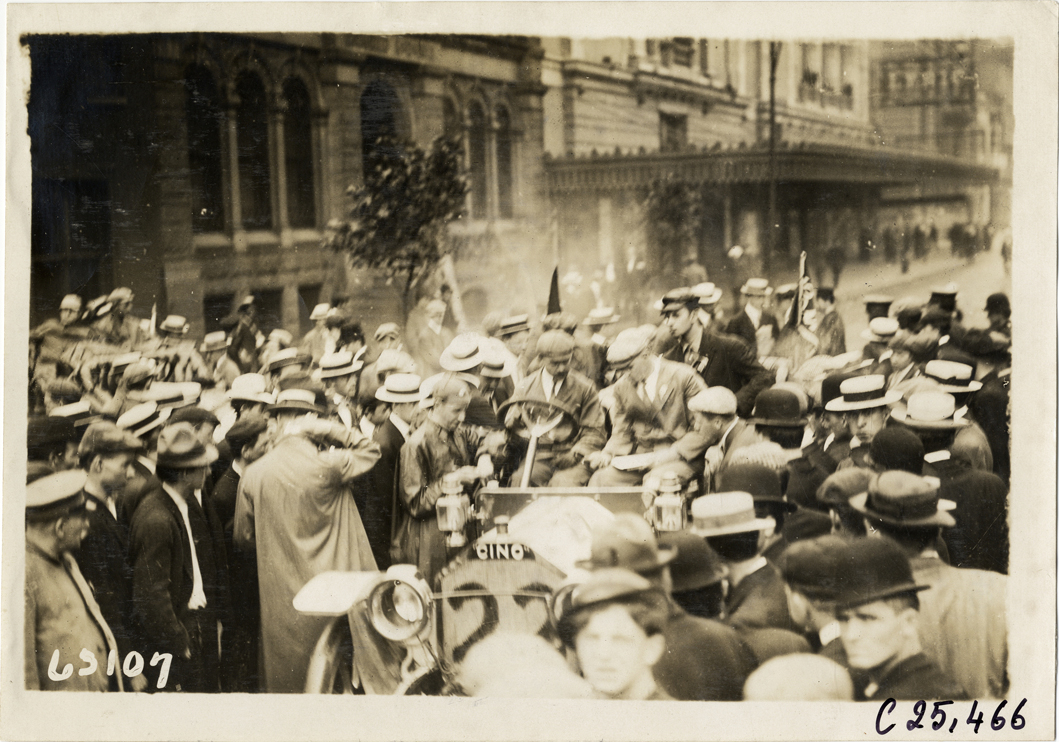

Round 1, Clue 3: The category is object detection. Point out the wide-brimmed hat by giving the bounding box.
[825,375,902,412]
[319,351,363,380]
[889,391,968,430]
[269,388,325,415]
[155,422,219,469]
[26,470,89,522]
[116,401,172,439]
[815,468,874,509]
[717,463,796,514]
[740,278,772,297]
[565,568,668,617]
[497,314,530,337]
[228,373,274,404]
[691,282,723,307]
[749,388,808,428]
[225,415,268,453]
[49,400,97,426]
[576,513,677,574]
[832,537,930,611]
[849,470,955,528]
[860,317,900,343]
[922,360,982,394]
[583,307,620,326]
[158,315,189,335]
[200,331,229,354]
[310,303,331,322]
[690,492,776,538]
[375,373,423,404]
[266,347,310,374]
[656,532,727,592]
[440,334,483,372]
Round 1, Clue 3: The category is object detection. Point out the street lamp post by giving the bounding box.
[766,41,782,277]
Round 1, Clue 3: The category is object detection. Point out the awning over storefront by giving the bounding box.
[543,141,999,194]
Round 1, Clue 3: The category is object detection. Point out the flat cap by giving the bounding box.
[26,470,88,522]
[78,421,143,459]
[536,330,576,357]
[225,415,268,453]
[497,314,531,337]
[688,387,737,415]
[606,326,654,365]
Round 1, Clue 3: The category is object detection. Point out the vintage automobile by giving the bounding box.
[294,397,691,695]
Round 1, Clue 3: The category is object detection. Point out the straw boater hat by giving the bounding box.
[889,391,969,430]
[691,282,723,307]
[319,351,363,380]
[158,315,189,336]
[375,373,423,404]
[309,303,331,322]
[824,375,902,413]
[691,492,776,538]
[741,278,772,297]
[269,388,326,415]
[922,360,982,394]
[228,373,274,405]
[440,334,483,372]
[200,331,229,354]
[50,400,102,429]
[583,307,620,326]
[116,401,172,439]
[860,317,900,343]
[26,470,90,522]
[849,470,955,528]
[266,347,310,374]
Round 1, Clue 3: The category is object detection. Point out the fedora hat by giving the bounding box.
[77,421,143,459]
[849,470,955,528]
[116,401,172,439]
[319,351,364,380]
[825,375,901,412]
[228,373,274,404]
[158,315,189,335]
[860,317,900,343]
[576,513,677,574]
[889,391,968,430]
[656,532,727,592]
[740,278,772,297]
[375,373,423,404]
[583,307,619,326]
[831,536,929,610]
[717,463,795,514]
[155,422,218,469]
[269,388,325,415]
[440,334,483,372]
[690,492,775,538]
[266,347,309,374]
[749,388,808,428]
[922,360,982,394]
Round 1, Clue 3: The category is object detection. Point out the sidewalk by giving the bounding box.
[833,251,971,302]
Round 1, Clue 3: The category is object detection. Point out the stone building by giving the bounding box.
[538,38,998,310]
[27,33,549,334]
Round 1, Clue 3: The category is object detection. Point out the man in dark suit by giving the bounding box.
[507,331,605,487]
[585,326,707,488]
[658,286,775,418]
[726,278,779,355]
[371,374,422,569]
[129,423,229,692]
[74,422,148,691]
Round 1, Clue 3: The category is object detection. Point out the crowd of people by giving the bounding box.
[24,273,1011,701]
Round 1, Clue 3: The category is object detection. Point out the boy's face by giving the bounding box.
[575,605,661,699]
[661,306,694,338]
[836,599,912,671]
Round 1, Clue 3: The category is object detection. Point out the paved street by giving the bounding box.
[834,248,1011,349]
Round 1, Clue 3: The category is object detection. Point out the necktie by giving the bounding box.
[166,489,208,610]
[63,553,125,692]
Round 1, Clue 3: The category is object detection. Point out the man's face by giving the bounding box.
[59,307,80,326]
[97,452,135,493]
[392,401,417,424]
[434,395,470,429]
[987,311,1007,331]
[627,352,654,384]
[185,465,210,492]
[852,408,887,443]
[837,600,912,671]
[889,349,912,371]
[503,330,529,356]
[695,412,733,446]
[542,352,573,382]
[56,511,91,552]
[661,306,694,338]
[822,412,851,438]
[575,605,660,699]
[334,373,358,398]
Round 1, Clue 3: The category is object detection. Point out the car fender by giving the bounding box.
[294,571,385,616]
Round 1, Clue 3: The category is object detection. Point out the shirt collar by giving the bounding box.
[137,455,156,474]
[744,303,762,326]
[232,459,245,477]
[389,412,411,440]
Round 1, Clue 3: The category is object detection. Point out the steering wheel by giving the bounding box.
[497,397,579,446]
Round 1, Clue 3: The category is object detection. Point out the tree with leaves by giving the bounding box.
[324,135,468,313]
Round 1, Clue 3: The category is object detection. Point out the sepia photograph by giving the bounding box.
[3,3,1056,740]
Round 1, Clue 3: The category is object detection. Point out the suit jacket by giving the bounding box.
[603,359,708,464]
[725,561,796,633]
[862,653,966,701]
[371,417,408,569]
[663,326,775,418]
[511,368,605,460]
[726,308,778,355]
[927,456,1009,574]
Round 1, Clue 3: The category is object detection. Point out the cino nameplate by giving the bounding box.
[472,541,535,561]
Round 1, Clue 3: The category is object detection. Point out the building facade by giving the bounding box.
[27,33,549,335]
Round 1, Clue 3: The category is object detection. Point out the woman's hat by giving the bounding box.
[690,492,776,538]
[860,317,900,343]
[848,470,955,528]
[375,373,423,404]
[269,388,325,415]
[824,375,902,412]
[155,422,219,469]
[889,391,969,430]
[831,536,929,611]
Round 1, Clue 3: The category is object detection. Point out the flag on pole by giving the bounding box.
[546,268,561,315]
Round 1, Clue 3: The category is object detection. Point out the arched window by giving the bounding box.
[283,78,315,228]
[495,107,514,219]
[184,65,225,233]
[235,72,272,230]
[467,101,488,220]
[360,80,403,174]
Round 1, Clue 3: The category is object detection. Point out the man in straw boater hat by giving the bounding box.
[25,470,125,691]
[726,277,779,356]
[114,400,172,526]
[505,330,606,487]
[889,390,1008,575]
[200,330,241,390]
[317,350,364,430]
[585,325,708,489]
[394,375,505,583]
[824,375,902,470]
[850,470,1007,699]
[128,422,229,692]
[582,306,620,387]
[298,302,333,364]
[657,285,775,417]
[575,514,751,700]
[832,536,965,701]
[235,387,380,693]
